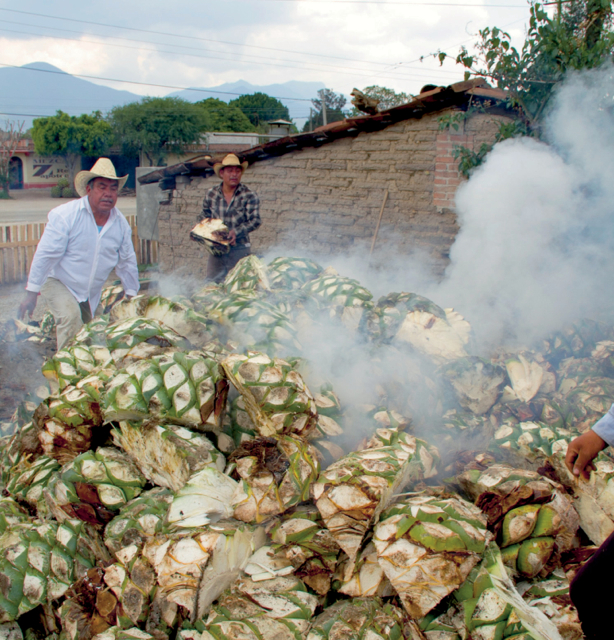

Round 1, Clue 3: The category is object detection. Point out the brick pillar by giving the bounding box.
[433,132,472,211]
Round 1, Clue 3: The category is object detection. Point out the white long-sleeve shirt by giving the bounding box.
[26,196,139,313]
[593,404,614,447]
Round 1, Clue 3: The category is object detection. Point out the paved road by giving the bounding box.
[0,197,137,224]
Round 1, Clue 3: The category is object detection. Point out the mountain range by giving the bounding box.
[0,62,325,129]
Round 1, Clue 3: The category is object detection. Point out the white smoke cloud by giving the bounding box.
[434,63,614,350]
[145,64,614,453]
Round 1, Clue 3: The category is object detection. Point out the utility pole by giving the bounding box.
[321,98,327,126]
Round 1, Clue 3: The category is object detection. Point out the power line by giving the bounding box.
[0,6,529,68]
[0,17,397,71]
[223,0,527,3]
[0,25,461,81]
[0,62,316,102]
[0,111,48,118]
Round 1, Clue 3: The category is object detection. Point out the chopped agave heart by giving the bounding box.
[141,520,265,619]
[312,430,439,569]
[0,498,29,535]
[224,255,271,294]
[394,302,470,363]
[42,344,113,391]
[109,295,149,323]
[440,356,506,415]
[0,518,109,622]
[452,544,564,640]
[337,541,394,597]
[267,256,323,290]
[490,420,571,468]
[542,318,611,363]
[196,574,318,639]
[99,283,126,313]
[301,268,373,332]
[4,454,60,515]
[209,295,301,356]
[560,376,614,433]
[34,384,106,465]
[112,421,225,492]
[166,467,238,529]
[46,447,147,526]
[230,435,320,523]
[105,317,191,364]
[190,218,231,256]
[143,296,215,347]
[104,487,173,557]
[306,597,408,640]
[456,462,579,556]
[365,292,446,343]
[522,579,583,640]
[104,351,229,431]
[373,495,491,618]
[60,566,119,640]
[103,551,158,631]
[269,504,341,595]
[438,410,497,449]
[222,352,318,439]
[504,354,548,403]
[191,283,228,314]
[109,295,215,348]
[73,317,111,348]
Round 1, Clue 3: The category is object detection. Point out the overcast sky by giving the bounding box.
[0,0,536,120]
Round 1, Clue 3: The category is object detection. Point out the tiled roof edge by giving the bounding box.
[139,79,511,185]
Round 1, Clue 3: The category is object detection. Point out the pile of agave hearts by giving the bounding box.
[2,254,614,640]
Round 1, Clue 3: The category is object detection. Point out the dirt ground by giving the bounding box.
[0,284,54,422]
[0,268,154,423]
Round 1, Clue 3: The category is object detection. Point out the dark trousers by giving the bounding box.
[79,301,93,324]
[570,530,614,639]
[206,245,251,283]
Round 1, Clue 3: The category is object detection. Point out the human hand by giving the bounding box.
[228,229,237,246]
[565,431,607,480]
[18,291,38,320]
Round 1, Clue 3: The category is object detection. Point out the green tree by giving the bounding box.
[194,98,255,132]
[229,93,291,130]
[349,86,412,116]
[303,88,347,132]
[108,97,207,166]
[436,0,614,174]
[31,111,113,189]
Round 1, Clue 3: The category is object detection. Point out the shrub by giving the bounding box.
[56,178,69,189]
[62,187,76,198]
[51,186,62,198]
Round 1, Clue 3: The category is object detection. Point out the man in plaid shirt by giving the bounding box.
[199,153,261,281]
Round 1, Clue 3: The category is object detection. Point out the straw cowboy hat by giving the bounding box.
[213,153,248,177]
[74,158,128,197]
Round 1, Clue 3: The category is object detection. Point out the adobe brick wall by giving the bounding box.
[157,108,511,278]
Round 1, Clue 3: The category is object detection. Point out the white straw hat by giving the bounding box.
[74,158,128,197]
[213,153,249,177]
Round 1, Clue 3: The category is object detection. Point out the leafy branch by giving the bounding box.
[434,0,614,175]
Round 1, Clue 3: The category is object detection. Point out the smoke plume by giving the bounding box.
[435,63,614,349]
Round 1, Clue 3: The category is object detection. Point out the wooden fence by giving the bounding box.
[0,214,158,285]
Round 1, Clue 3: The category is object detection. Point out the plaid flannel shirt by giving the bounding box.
[199,182,261,244]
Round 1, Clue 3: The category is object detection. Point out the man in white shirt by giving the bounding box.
[18,158,139,349]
